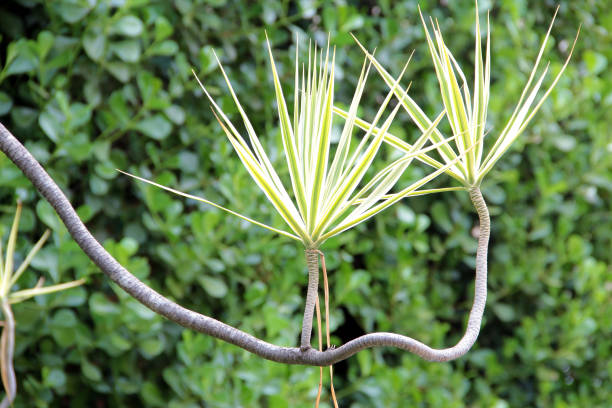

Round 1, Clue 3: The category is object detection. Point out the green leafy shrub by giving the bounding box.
[0,0,610,406]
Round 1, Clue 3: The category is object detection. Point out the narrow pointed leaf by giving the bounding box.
[9,229,50,288]
[353,186,465,203]
[352,34,465,179]
[119,170,301,241]
[9,279,86,304]
[265,34,308,220]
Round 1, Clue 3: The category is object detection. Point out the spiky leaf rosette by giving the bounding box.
[123,36,462,248]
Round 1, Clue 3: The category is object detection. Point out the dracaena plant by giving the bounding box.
[0,2,579,385]
[0,202,84,408]
[121,36,462,354]
[346,6,578,189]
[338,4,578,360]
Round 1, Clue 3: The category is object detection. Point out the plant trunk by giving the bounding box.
[300,249,319,350]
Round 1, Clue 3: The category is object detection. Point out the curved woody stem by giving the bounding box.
[0,123,490,366]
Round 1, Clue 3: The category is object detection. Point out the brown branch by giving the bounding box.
[0,122,490,366]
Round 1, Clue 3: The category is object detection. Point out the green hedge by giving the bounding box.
[0,0,611,406]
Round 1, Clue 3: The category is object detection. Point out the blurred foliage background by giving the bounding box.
[0,0,610,406]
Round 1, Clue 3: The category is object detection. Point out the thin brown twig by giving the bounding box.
[315,295,323,407]
[318,251,339,408]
